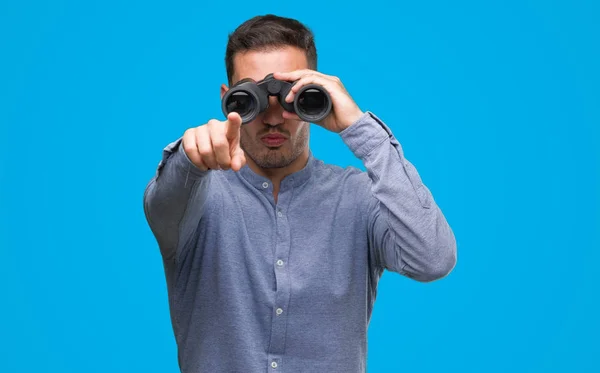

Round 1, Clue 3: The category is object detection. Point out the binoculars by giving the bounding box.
[221,73,332,124]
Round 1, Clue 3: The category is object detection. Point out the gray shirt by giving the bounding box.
[143,111,457,373]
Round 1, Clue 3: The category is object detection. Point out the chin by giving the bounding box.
[253,149,296,169]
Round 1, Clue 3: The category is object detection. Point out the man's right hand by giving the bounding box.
[182,112,247,172]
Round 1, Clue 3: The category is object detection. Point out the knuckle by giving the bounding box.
[203,159,217,169]
[183,128,194,140]
[183,143,196,154]
[197,140,211,154]
[207,119,220,127]
[196,128,210,144]
[211,138,228,149]
[182,136,196,153]
[198,146,212,157]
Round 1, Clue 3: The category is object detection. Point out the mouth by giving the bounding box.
[260,134,287,147]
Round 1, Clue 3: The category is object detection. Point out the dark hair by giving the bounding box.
[225,14,317,85]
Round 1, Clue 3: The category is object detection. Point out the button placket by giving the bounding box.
[267,192,292,358]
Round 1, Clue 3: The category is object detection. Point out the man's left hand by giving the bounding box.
[273,70,364,133]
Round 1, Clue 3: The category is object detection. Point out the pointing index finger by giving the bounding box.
[225,112,243,140]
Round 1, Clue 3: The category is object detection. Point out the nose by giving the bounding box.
[262,96,285,125]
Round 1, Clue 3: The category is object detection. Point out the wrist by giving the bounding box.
[337,109,366,133]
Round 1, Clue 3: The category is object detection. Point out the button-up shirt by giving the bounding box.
[143,111,457,373]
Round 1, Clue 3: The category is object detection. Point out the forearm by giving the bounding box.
[143,138,212,260]
[340,112,457,281]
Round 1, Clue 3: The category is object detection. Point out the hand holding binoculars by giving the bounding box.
[221,73,333,124]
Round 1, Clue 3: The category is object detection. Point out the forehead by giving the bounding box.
[232,46,309,84]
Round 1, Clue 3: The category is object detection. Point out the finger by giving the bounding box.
[230,146,246,172]
[291,74,339,94]
[182,128,208,171]
[273,69,321,82]
[225,111,243,141]
[208,119,231,170]
[196,125,219,170]
[284,75,333,103]
[225,112,244,170]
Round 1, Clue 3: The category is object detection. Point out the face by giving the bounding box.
[221,46,310,169]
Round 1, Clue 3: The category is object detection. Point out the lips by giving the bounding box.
[261,134,287,146]
[261,134,287,140]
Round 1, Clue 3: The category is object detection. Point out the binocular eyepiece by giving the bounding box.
[221,73,332,124]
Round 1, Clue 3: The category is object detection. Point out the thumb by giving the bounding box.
[225,112,243,141]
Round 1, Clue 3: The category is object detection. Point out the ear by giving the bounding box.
[220,84,229,100]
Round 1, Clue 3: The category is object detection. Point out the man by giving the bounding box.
[143,14,457,373]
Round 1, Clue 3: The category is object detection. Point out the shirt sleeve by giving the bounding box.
[143,137,212,261]
[339,112,457,282]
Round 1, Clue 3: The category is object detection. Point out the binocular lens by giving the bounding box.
[225,91,254,118]
[297,88,328,117]
[222,77,332,124]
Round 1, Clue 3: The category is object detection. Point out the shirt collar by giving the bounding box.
[238,149,317,190]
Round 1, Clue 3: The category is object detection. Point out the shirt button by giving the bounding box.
[276,259,284,266]
[277,211,283,217]
[271,361,278,368]
[276,308,283,315]
[262,182,269,188]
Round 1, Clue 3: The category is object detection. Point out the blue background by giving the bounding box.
[1,0,598,372]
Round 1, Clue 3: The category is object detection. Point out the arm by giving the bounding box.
[143,112,245,261]
[340,112,457,282]
[143,138,212,261]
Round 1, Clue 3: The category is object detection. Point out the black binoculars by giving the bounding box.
[221,73,332,124]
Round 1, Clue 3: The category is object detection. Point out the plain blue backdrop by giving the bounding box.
[1,0,598,372]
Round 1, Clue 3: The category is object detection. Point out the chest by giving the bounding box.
[190,178,371,302]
